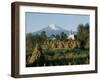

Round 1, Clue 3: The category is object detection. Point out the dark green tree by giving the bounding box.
[40,31,47,41]
[84,23,89,49]
[77,23,89,49]
[85,23,89,39]
[55,34,60,40]
[26,33,34,56]
[51,34,55,38]
[34,34,41,43]
[60,32,66,40]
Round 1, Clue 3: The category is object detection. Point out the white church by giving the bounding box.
[67,31,76,40]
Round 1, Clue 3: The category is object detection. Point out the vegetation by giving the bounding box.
[77,23,89,49]
[26,23,89,67]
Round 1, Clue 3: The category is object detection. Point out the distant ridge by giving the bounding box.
[33,24,76,37]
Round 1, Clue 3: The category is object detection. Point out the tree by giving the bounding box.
[77,24,85,40]
[84,23,89,49]
[51,34,55,38]
[60,32,66,40]
[40,31,47,41]
[34,34,41,43]
[55,34,60,40]
[77,23,89,49]
[26,33,34,56]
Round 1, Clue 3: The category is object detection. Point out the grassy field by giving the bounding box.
[26,48,89,67]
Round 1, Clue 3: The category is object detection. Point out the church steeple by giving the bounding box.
[71,30,72,35]
[69,30,73,35]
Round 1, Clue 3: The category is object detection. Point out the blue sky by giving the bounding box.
[25,12,89,33]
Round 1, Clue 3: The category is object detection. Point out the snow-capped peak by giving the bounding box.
[49,24,60,30]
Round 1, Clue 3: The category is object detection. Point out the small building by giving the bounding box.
[68,34,75,40]
[67,30,77,40]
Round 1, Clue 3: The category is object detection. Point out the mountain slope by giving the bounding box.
[33,24,74,37]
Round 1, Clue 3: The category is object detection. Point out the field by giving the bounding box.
[26,48,89,67]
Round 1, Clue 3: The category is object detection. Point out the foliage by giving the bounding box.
[77,23,89,49]
[26,33,34,55]
[60,32,67,40]
[39,49,89,66]
[40,31,47,42]
[26,23,90,67]
[55,34,60,40]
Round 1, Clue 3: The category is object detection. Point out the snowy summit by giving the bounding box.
[49,24,59,30]
[48,24,63,31]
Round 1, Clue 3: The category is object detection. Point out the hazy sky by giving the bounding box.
[25,12,89,33]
